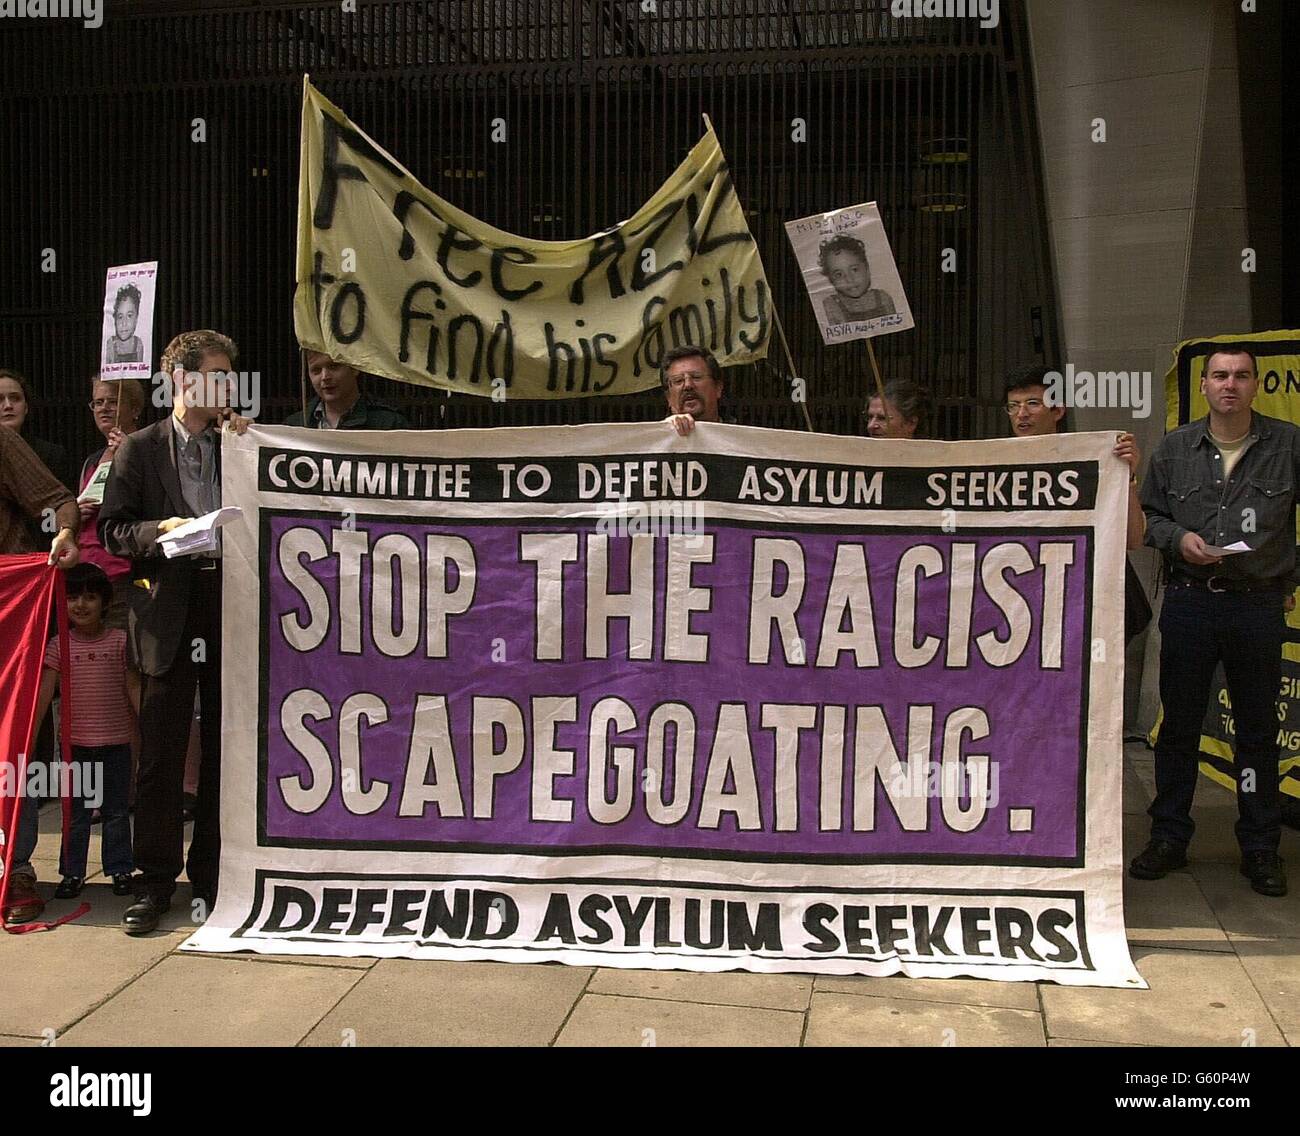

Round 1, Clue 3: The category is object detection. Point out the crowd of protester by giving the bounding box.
[0,331,1288,934]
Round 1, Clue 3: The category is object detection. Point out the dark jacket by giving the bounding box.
[284,392,410,430]
[25,434,72,491]
[1142,410,1300,589]
[98,417,214,677]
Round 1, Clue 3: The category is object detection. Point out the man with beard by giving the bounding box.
[662,346,725,437]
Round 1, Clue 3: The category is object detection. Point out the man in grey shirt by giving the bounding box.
[1134,345,1295,897]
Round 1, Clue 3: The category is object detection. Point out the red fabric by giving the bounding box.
[0,558,86,931]
[0,555,60,917]
[9,901,90,933]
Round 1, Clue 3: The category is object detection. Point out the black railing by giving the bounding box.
[0,0,1058,462]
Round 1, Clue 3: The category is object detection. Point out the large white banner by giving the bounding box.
[183,423,1143,988]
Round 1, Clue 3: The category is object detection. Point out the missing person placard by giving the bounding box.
[99,261,157,381]
[785,203,914,345]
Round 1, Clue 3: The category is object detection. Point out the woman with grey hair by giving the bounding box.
[864,379,932,439]
[77,375,147,625]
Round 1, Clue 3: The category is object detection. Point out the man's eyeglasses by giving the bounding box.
[667,372,712,389]
[89,398,119,411]
[1005,398,1044,415]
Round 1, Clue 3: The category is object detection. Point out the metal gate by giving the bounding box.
[0,0,1058,459]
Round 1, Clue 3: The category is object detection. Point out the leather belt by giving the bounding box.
[1171,574,1281,595]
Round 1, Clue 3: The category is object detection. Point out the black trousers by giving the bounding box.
[135,568,222,900]
[1152,583,1283,854]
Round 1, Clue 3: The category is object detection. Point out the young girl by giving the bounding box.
[32,563,138,897]
[103,284,144,364]
[818,235,897,326]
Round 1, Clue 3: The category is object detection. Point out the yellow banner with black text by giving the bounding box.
[294,79,771,400]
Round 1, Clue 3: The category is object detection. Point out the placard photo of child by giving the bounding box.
[784,202,914,345]
[818,235,896,326]
[104,284,144,364]
[99,261,158,381]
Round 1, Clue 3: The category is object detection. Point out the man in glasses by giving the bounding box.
[1003,365,1145,551]
[663,346,725,436]
[1002,362,1152,738]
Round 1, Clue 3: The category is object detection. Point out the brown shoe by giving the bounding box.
[3,876,45,925]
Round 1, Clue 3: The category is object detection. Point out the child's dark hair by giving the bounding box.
[113,283,142,314]
[817,234,868,275]
[65,563,112,607]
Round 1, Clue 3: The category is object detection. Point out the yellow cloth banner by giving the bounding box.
[294,79,772,399]
[1159,329,1300,803]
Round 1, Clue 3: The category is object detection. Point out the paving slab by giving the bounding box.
[58,955,363,1047]
[29,885,188,935]
[805,992,1045,1046]
[1184,801,1258,863]
[813,973,1039,1010]
[556,992,803,1047]
[301,959,591,1047]
[1229,938,1300,1037]
[1048,1037,1148,1047]
[1121,813,1155,861]
[1122,761,1152,816]
[0,923,176,1037]
[36,884,208,936]
[1175,780,1300,864]
[1041,947,1287,1046]
[1187,862,1300,939]
[1125,745,1156,801]
[1122,872,1230,952]
[588,968,811,1011]
[182,947,376,969]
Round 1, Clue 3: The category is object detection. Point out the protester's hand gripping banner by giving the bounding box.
[1161,329,1300,810]
[184,424,1143,988]
[294,80,771,400]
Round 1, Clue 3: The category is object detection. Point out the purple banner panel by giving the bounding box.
[261,513,1089,864]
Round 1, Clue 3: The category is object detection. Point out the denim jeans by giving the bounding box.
[1152,583,1283,853]
[10,743,133,880]
[10,780,40,882]
[60,743,133,878]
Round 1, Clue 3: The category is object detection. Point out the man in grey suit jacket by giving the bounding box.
[100,329,249,934]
